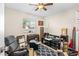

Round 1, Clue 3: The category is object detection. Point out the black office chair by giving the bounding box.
[5,35,29,56]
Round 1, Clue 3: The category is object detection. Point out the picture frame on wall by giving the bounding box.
[23,18,36,33]
[38,21,43,26]
[23,18,35,29]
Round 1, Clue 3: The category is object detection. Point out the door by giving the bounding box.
[39,27,44,42]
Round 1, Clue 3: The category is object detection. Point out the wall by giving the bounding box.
[5,7,44,37]
[0,3,4,56]
[45,8,79,39]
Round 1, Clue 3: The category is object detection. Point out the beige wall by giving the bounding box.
[5,7,44,37]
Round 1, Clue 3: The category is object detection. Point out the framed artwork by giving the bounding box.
[23,18,36,33]
[38,21,43,26]
[23,18,35,29]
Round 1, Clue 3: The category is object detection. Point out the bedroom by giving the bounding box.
[4,3,79,56]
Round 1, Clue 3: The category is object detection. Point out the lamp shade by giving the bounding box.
[61,28,68,35]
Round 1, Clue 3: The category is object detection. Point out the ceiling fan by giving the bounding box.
[29,3,53,11]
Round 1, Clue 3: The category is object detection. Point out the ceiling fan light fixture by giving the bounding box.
[29,3,53,11]
[38,5,44,9]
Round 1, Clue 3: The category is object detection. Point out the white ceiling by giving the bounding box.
[5,3,79,17]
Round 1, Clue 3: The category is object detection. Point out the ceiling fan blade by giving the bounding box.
[44,3,53,6]
[43,7,47,11]
[35,8,39,11]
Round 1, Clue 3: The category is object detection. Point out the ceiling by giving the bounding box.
[5,3,79,17]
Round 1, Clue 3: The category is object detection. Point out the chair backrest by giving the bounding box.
[5,35,16,46]
[5,35,19,52]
